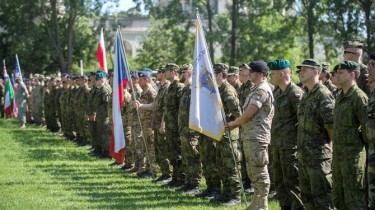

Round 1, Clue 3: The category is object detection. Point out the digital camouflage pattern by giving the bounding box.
[15,81,29,124]
[31,83,44,124]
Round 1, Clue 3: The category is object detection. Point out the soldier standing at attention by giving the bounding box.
[162,63,185,187]
[0,78,4,118]
[332,61,368,209]
[77,76,90,144]
[227,61,274,210]
[296,59,334,210]
[320,62,337,97]
[343,40,369,95]
[367,51,375,210]
[227,66,242,95]
[87,73,100,155]
[31,75,45,125]
[15,76,29,128]
[135,71,158,178]
[176,64,201,195]
[92,70,112,158]
[268,59,304,210]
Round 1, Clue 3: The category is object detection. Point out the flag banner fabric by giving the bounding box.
[97,28,108,72]
[4,63,15,117]
[110,28,129,163]
[189,15,225,141]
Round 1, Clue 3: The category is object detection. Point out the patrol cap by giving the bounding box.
[321,62,330,72]
[158,65,166,73]
[95,70,108,79]
[130,70,139,79]
[239,63,250,69]
[213,63,229,73]
[267,59,291,70]
[38,75,45,80]
[343,40,364,49]
[228,66,240,75]
[296,59,322,72]
[165,63,180,71]
[138,71,152,78]
[81,75,88,80]
[369,51,375,60]
[180,64,193,73]
[249,61,269,74]
[336,61,360,71]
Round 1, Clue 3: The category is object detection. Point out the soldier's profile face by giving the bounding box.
[299,67,315,83]
[239,68,250,83]
[368,60,375,84]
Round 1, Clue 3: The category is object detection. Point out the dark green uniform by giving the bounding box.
[358,64,370,95]
[367,90,375,209]
[333,84,368,209]
[323,79,338,98]
[272,83,304,209]
[297,83,334,210]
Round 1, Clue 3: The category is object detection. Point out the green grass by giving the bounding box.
[0,119,280,209]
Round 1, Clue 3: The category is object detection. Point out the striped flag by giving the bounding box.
[97,28,108,72]
[4,62,15,117]
[109,28,129,163]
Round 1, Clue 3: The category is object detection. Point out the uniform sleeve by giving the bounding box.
[250,89,268,109]
[223,88,241,118]
[319,91,335,129]
[290,88,303,114]
[355,93,369,143]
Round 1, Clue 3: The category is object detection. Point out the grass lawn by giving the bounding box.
[0,119,280,209]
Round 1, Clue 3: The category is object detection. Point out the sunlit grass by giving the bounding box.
[0,119,280,209]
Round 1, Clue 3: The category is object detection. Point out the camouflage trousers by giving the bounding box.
[369,148,375,210]
[77,115,89,141]
[141,127,158,174]
[299,158,333,210]
[132,124,145,170]
[88,121,98,147]
[272,148,303,209]
[333,152,366,210]
[123,126,134,167]
[0,103,4,118]
[180,131,201,186]
[216,136,241,196]
[199,135,220,192]
[96,117,111,152]
[238,135,251,188]
[154,130,172,177]
[243,140,270,210]
[17,101,27,124]
[166,129,184,183]
[32,104,44,124]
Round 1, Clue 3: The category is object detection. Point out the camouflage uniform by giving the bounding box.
[122,89,133,167]
[15,81,29,124]
[242,81,274,209]
[129,86,143,169]
[333,84,368,209]
[139,85,158,174]
[358,64,370,95]
[77,85,90,141]
[0,82,4,118]
[93,84,112,153]
[297,83,334,210]
[55,85,63,127]
[43,88,51,129]
[323,79,338,98]
[87,86,98,147]
[272,83,304,209]
[48,86,60,132]
[153,82,172,177]
[232,82,241,96]
[217,80,242,199]
[31,83,44,124]
[60,87,70,136]
[178,83,201,187]
[164,79,185,184]
[367,89,375,209]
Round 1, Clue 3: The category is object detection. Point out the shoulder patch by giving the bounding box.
[257,91,264,97]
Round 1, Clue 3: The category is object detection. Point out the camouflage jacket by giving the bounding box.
[87,86,97,116]
[232,82,242,96]
[367,90,375,150]
[153,82,170,129]
[297,83,335,160]
[219,80,242,140]
[238,80,254,110]
[178,83,196,136]
[242,81,274,144]
[126,86,142,126]
[333,84,368,158]
[323,79,338,98]
[358,64,370,95]
[93,84,112,121]
[271,82,303,149]
[164,79,184,132]
[139,85,156,128]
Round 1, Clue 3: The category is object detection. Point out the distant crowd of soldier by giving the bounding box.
[0,40,375,210]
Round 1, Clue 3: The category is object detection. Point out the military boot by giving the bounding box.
[221,195,241,207]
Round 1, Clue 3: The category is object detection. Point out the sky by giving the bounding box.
[102,0,136,14]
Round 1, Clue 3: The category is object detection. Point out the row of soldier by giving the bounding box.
[1,40,374,210]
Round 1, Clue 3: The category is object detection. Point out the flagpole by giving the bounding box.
[15,54,23,81]
[196,10,247,205]
[117,27,154,177]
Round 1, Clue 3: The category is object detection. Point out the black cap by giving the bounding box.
[296,59,322,73]
[249,61,269,74]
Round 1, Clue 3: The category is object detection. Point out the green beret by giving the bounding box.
[296,59,322,73]
[343,40,364,49]
[267,59,291,70]
[213,63,229,73]
[228,66,239,75]
[321,62,330,71]
[337,61,360,71]
[95,70,108,79]
[331,64,339,73]
[165,63,180,71]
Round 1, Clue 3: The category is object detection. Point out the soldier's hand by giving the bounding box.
[133,100,140,109]
[159,125,165,134]
[225,121,236,131]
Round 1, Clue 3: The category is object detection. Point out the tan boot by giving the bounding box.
[257,196,268,210]
[245,195,259,210]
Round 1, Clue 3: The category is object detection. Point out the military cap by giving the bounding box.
[331,64,339,73]
[165,63,180,71]
[249,61,269,74]
[89,72,96,76]
[95,70,108,79]
[296,59,322,72]
[337,61,360,71]
[81,75,88,80]
[158,65,166,73]
[369,51,375,60]
[130,70,139,79]
[267,59,291,70]
[138,71,151,78]
[180,64,193,73]
[141,67,153,73]
[228,66,240,75]
[38,75,45,80]
[343,40,365,49]
[45,76,51,81]
[321,62,330,71]
[213,63,229,73]
[33,74,40,79]
[239,63,250,69]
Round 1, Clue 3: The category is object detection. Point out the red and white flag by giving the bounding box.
[97,28,107,72]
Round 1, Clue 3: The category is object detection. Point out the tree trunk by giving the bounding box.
[230,0,238,65]
[50,0,66,73]
[66,3,77,74]
[206,0,214,61]
[306,0,315,58]
[362,0,373,55]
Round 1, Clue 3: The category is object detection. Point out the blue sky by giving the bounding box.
[102,0,136,13]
